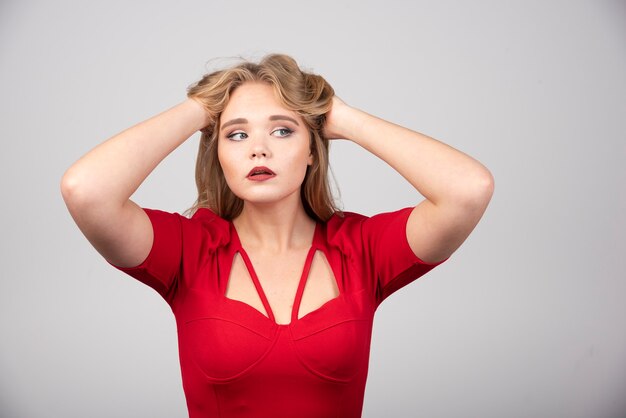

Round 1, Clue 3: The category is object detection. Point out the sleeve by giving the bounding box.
[361,207,446,306]
[109,208,183,303]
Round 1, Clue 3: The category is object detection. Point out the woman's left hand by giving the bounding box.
[321,94,494,264]
[323,96,354,140]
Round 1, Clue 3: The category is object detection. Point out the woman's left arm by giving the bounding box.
[325,97,494,264]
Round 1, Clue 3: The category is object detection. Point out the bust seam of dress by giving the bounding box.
[291,317,369,341]
[295,291,343,322]
[184,316,275,340]
[293,287,373,331]
[286,326,358,384]
[189,327,284,384]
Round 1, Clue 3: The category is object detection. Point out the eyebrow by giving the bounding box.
[269,115,300,126]
[221,115,300,131]
[221,118,247,131]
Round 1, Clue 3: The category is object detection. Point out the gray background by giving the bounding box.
[1,0,625,417]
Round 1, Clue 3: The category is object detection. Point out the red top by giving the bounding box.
[113,207,443,417]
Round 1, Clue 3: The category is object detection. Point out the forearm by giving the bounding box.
[61,99,207,210]
[335,105,493,208]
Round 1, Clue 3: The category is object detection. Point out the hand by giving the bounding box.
[187,97,213,130]
[323,96,351,140]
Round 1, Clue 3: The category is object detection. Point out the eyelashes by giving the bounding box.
[226,128,294,141]
[227,132,248,141]
[272,128,293,138]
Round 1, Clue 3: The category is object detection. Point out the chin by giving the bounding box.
[237,188,303,207]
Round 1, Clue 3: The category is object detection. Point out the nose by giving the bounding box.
[249,135,271,159]
[251,149,267,158]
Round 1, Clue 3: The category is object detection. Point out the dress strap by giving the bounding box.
[238,249,277,323]
[290,245,318,323]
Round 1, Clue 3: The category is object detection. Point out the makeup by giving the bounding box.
[246,166,276,181]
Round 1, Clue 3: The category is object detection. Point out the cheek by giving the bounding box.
[217,143,233,174]
[217,145,239,189]
[290,151,311,186]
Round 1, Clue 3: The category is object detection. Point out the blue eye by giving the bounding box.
[227,132,248,141]
[272,128,293,138]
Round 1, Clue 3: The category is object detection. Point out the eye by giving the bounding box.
[272,128,293,138]
[227,131,248,141]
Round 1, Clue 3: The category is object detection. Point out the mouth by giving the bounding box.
[246,166,276,180]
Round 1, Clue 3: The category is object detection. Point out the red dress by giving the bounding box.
[113,207,443,417]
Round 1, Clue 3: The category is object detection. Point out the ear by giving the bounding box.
[307,151,314,166]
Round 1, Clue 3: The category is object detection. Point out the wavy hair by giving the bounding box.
[185,54,339,222]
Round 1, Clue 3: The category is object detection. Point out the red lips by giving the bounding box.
[247,166,276,181]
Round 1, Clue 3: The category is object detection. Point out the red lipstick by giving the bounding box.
[247,166,276,181]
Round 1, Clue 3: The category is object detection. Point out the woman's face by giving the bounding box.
[217,82,312,207]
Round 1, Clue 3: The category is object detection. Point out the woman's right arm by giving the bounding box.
[60,99,208,268]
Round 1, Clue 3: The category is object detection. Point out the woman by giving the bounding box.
[61,54,493,417]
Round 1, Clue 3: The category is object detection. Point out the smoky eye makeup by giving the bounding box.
[226,131,248,141]
[272,128,294,137]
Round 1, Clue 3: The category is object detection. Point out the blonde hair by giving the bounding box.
[185,54,339,222]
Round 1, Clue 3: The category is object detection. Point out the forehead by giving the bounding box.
[221,82,299,120]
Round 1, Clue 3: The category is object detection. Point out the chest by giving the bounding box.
[173,238,378,387]
[225,246,339,325]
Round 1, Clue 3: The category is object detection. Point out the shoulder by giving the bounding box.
[323,210,372,251]
[189,207,229,228]
[148,207,231,249]
[325,207,413,237]
[325,210,366,238]
[189,208,231,246]
[324,207,414,252]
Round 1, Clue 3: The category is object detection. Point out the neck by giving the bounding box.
[233,199,316,253]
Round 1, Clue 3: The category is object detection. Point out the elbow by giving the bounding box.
[473,168,495,209]
[478,168,495,201]
[458,167,494,212]
[60,167,79,206]
[60,166,96,212]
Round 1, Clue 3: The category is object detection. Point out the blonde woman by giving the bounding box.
[61,54,493,417]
